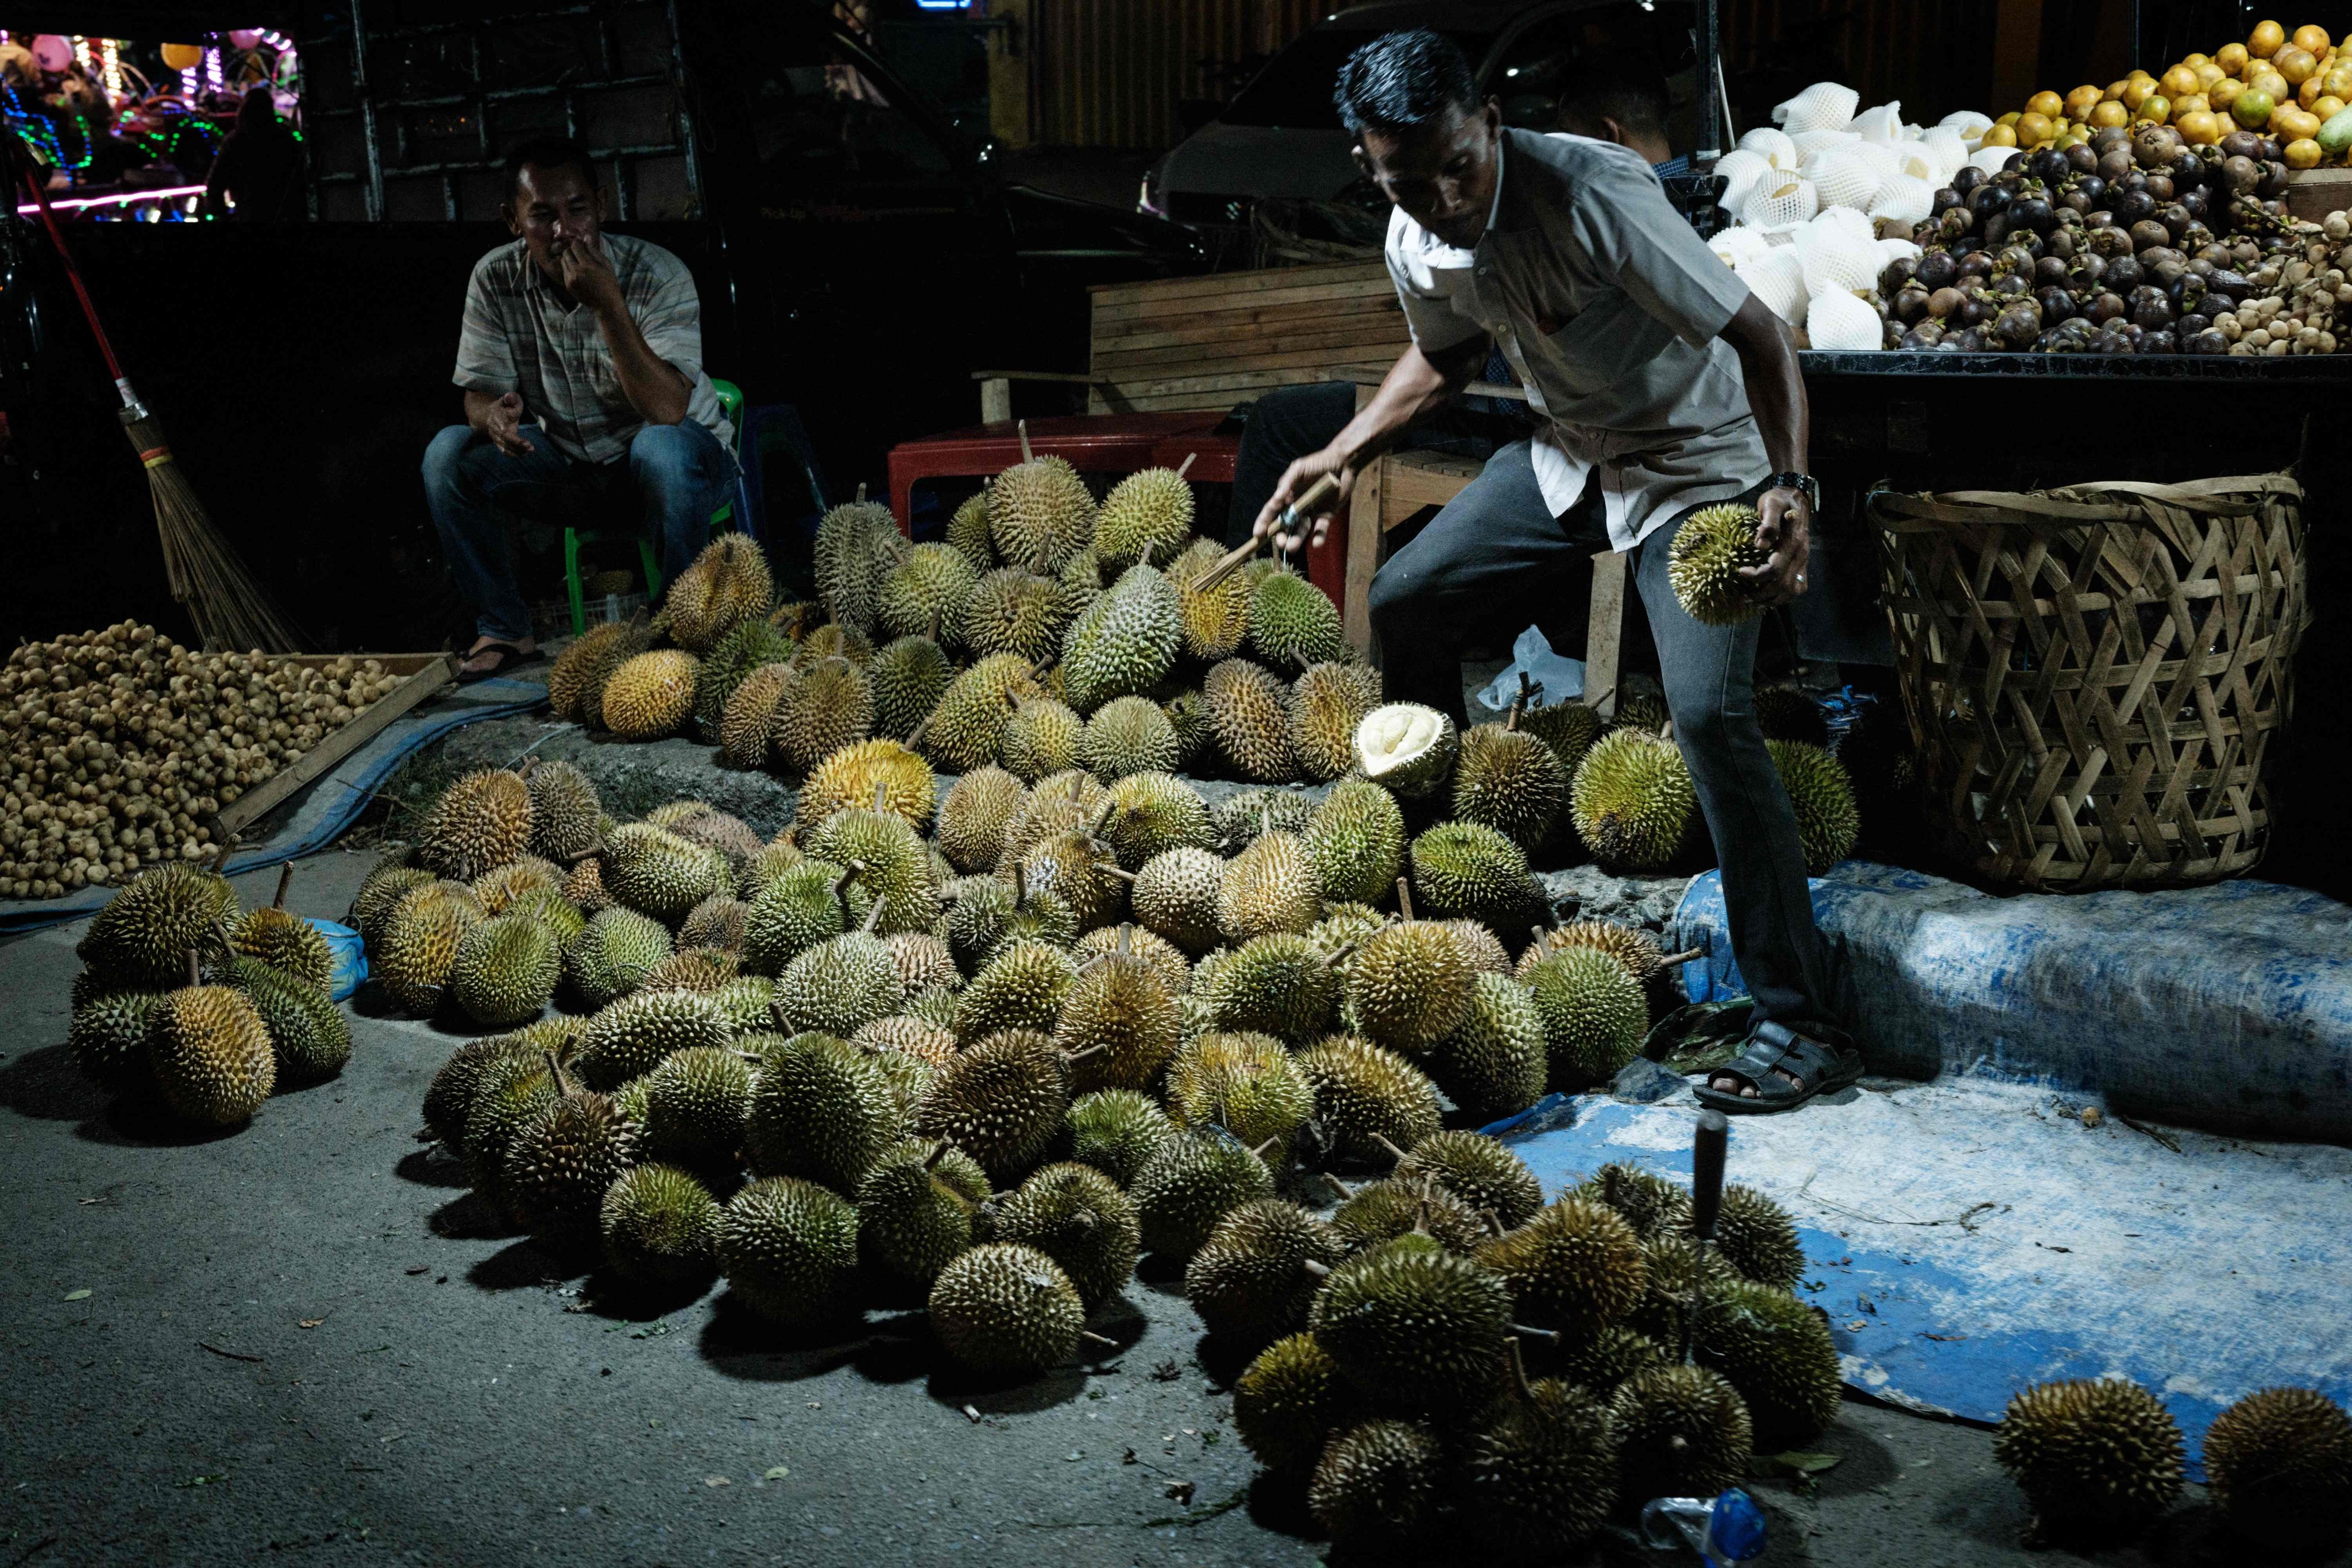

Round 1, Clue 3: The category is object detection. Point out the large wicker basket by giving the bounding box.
[1870,474,2305,891]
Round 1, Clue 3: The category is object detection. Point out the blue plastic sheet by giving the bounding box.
[315,918,367,1002]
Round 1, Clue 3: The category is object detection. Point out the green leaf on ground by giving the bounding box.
[1752,1450,1843,1477]
[63,1289,91,1301]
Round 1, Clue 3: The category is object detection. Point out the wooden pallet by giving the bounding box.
[211,653,459,841]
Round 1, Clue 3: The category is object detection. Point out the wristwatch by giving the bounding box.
[1767,472,1821,509]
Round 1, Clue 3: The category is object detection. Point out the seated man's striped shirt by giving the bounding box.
[453,233,732,465]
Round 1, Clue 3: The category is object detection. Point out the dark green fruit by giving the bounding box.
[927,1242,1087,1376]
[1234,1333,1360,1472]
[601,1164,721,1285]
[1307,1234,1511,1409]
[1307,1419,1443,1543]
[1611,1364,1753,1501]
[1185,1199,1346,1346]
[1993,1377,2185,1532]
[716,1176,860,1326]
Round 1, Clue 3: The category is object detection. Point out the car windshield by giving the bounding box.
[1218,28,1496,129]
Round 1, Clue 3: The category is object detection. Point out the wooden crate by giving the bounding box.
[211,653,459,840]
[2285,166,2352,224]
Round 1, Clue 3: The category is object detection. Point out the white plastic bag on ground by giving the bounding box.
[1474,624,1585,712]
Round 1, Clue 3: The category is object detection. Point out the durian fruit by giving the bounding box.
[447,913,561,1026]
[992,1161,1140,1308]
[741,860,862,976]
[1570,728,1696,871]
[854,1013,958,1068]
[1077,695,1178,783]
[794,738,936,835]
[376,879,486,1014]
[1393,1131,1544,1230]
[1310,1231,1512,1411]
[775,926,907,1040]
[1667,501,1768,626]
[1355,704,1457,799]
[999,697,1084,783]
[812,498,902,638]
[2202,1387,2352,1551]
[350,855,432,951]
[878,542,980,644]
[666,533,774,651]
[602,822,726,923]
[1186,1199,1348,1346]
[1754,683,1828,745]
[1163,686,1212,768]
[678,893,751,953]
[1171,537,1251,662]
[509,886,586,947]
[960,567,1068,663]
[988,446,1095,573]
[1460,1370,1619,1555]
[471,855,564,917]
[1702,1185,1805,1291]
[936,766,1026,875]
[146,975,276,1124]
[913,1028,1069,1180]
[213,952,349,1087]
[1061,565,1182,714]
[1000,768,1107,863]
[1167,1031,1314,1157]
[1522,699,1605,775]
[1097,773,1210,871]
[635,940,739,994]
[691,620,794,743]
[928,1241,1088,1376]
[883,932,959,995]
[562,906,674,1007]
[1065,1089,1174,1187]
[1308,903,1388,971]
[600,1163,721,1284]
[1289,662,1382,782]
[868,635,953,740]
[1992,1377,2185,1533]
[501,1056,640,1245]
[1246,569,1345,670]
[736,839,806,900]
[461,1049,559,1203]
[1203,658,1296,782]
[1218,830,1319,943]
[78,863,240,991]
[856,1138,991,1283]
[1409,821,1538,929]
[1453,720,1571,854]
[1476,1195,1646,1339]
[791,621,874,671]
[943,875,1075,977]
[1130,1125,1277,1258]
[68,980,165,1095]
[1628,1235,1736,1343]
[1235,1333,1361,1472]
[1296,1036,1441,1161]
[743,1029,902,1191]
[572,987,729,1091]
[952,936,1079,1044]
[549,614,650,724]
[945,489,994,570]
[663,806,763,877]
[1329,1176,1492,1256]
[1053,948,1181,1093]
[1425,972,1549,1122]
[1767,737,1861,873]
[1347,918,1474,1053]
[1300,777,1404,907]
[716,1175,861,1326]
[1559,1323,1667,1398]
[422,1033,535,1153]
[1094,465,1195,570]
[600,649,700,740]
[718,661,792,770]
[1524,947,1647,1090]
[917,652,1045,773]
[1194,935,1337,1044]
[1578,1163,1695,1242]
[1130,847,1223,955]
[1309,1418,1444,1543]
[807,805,936,936]
[1519,918,1673,984]
[227,868,332,990]
[1075,921,1187,994]
[642,1044,753,1170]
[768,656,874,775]
[1611,1364,1754,1501]
[1210,787,1315,853]
[1691,1277,1844,1440]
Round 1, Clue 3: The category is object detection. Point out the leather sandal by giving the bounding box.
[1691,1019,1862,1115]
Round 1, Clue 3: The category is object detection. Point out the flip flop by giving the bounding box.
[1691,1019,1863,1115]
[455,642,540,684]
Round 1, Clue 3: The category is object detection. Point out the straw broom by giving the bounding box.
[9,135,304,653]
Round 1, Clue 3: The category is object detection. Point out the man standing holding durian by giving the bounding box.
[1256,30,1852,1113]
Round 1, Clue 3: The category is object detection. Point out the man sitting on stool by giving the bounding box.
[423,137,736,681]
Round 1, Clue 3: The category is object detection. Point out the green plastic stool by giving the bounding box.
[564,378,748,635]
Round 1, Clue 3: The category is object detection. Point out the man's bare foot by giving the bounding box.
[459,636,535,677]
[1710,1065,1806,1099]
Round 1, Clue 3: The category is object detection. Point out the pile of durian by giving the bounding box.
[67,860,351,1125]
[0,624,401,899]
[548,450,1861,879]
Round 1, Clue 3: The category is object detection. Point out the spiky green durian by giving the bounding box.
[1668,501,1768,626]
[422,1033,535,1153]
[1425,972,1548,1122]
[69,981,165,1096]
[1691,1277,1845,1440]
[642,1044,753,1169]
[1186,1199,1347,1346]
[1096,772,1210,871]
[945,489,994,569]
[692,620,795,742]
[767,656,874,776]
[943,874,1077,976]
[806,805,936,937]
[877,541,981,644]
[1130,847,1223,955]
[2202,1387,2352,1550]
[601,822,726,923]
[461,1049,558,1202]
[1354,704,1456,800]
[849,1137,988,1284]
[470,855,565,919]
[1170,537,1250,662]
[775,929,906,1040]
[1752,683,1828,746]
[913,1027,1069,1180]
[1210,787,1312,852]
[1993,1377,2186,1532]
[1611,1364,1754,1501]
[959,567,1067,664]
[210,953,350,1087]
[988,450,1095,573]
[549,614,650,724]
[991,1161,1140,1308]
[666,532,775,651]
[677,894,750,954]
[1246,569,1344,670]
[812,498,902,637]
[1408,821,1537,931]
[999,697,1083,783]
[1344,920,1473,1053]
[1308,1416,1443,1543]
[1163,686,1212,767]
[999,768,1104,860]
[795,738,936,837]
[144,980,274,1126]
[1094,464,1195,570]
[1461,1375,1619,1554]
[1328,1176,1492,1256]
[1235,1333,1360,1472]
[1296,1036,1441,1162]
[1628,1234,1736,1343]
[600,1163,721,1284]
[1074,921,1188,996]
[1310,1234,1511,1409]
[1453,721,1571,854]
[1065,1089,1175,1187]
[717,661,791,769]
[501,1062,642,1245]
[865,634,951,741]
[1217,831,1319,944]
[1053,951,1181,1093]
[1558,1323,1666,1399]
[1393,1131,1543,1230]
[1570,728,1695,872]
[928,1241,1088,1375]
[351,854,432,949]
[936,766,1026,875]
[78,862,238,991]
[641,943,739,995]
[414,769,532,883]
[1521,699,1605,777]
[598,649,699,740]
[1767,737,1860,874]
[1519,918,1670,983]
[1476,1195,1646,1339]
[1203,658,1295,782]
[742,1029,902,1191]
[1288,661,1381,782]
[1294,777,1400,907]
[571,987,730,1091]
[446,913,560,1027]
[1076,695,1178,783]
[884,932,958,997]
[946,934,1075,1041]
[1524,947,1646,1090]
[1059,565,1181,715]
[1577,1163,1694,1242]
[1167,1031,1314,1158]
[375,880,485,1015]
[562,906,674,1007]
[717,1175,861,1326]
[1131,1125,1277,1258]
[741,860,864,976]
[1702,1185,1806,1291]
[228,895,333,991]
[918,652,1045,773]
[1194,935,1337,1044]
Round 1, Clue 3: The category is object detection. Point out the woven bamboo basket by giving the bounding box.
[1870,474,2305,892]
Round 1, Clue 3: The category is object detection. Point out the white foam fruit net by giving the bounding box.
[1737,126,1801,169]
[1790,128,1862,156]
[1807,288,1884,351]
[1796,218,1884,296]
[1775,82,1861,133]
[1712,148,1772,213]
[1849,139,1903,181]
[1848,101,1905,144]
[1968,144,2019,176]
[1741,173,1820,234]
[1869,175,1935,225]
[1737,245,1811,325]
[1709,225,1775,271]
[1876,235,1924,269]
[1809,205,1876,245]
[1921,129,1968,182]
[1890,140,1941,185]
[1802,145,1882,211]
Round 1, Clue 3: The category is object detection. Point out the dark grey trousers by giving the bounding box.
[1366,439,1834,1026]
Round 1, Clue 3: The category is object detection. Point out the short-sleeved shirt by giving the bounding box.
[1385,129,1767,550]
[453,234,732,465]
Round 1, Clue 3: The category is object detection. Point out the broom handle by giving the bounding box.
[7,131,143,411]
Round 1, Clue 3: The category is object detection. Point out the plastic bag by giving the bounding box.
[1474,624,1585,712]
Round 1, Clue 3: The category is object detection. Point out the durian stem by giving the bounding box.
[544,1050,577,1098]
[1319,1172,1355,1201]
[1658,946,1705,967]
[768,997,793,1034]
[185,948,202,987]
[1509,1323,1561,1347]
[1012,863,1028,907]
[1480,1208,1505,1238]
[860,897,886,935]
[1371,1132,1409,1167]
[1117,923,1132,956]
[1300,1258,1332,1279]
[856,482,868,504]
[1016,420,1033,465]
[1064,1044,1107,1063]
[272,862,293,910]
[1078,1330,1118,1349]
[1099,866,1137,885]
[732,1049,766,1065]
[832,861,868,926]
[1505,696,1522,732]
[1395,878,1415,921]
[1507,1337,1534,1401]
[206,835,238,874]
[1176,452,1196,479]
[1249,1134,1282,1161]
[923,1141,953,1171]
[872,782,888,812]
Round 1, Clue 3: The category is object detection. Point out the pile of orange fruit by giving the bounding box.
[1992,20,2351,169]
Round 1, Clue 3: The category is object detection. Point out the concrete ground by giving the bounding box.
[2,839,2341,1565]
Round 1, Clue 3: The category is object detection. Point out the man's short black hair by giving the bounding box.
[1555,56,1670,141]
[504,136,600,199]
[1333,29,1480,140]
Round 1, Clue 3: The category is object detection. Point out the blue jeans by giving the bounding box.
[422,420,736,643]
